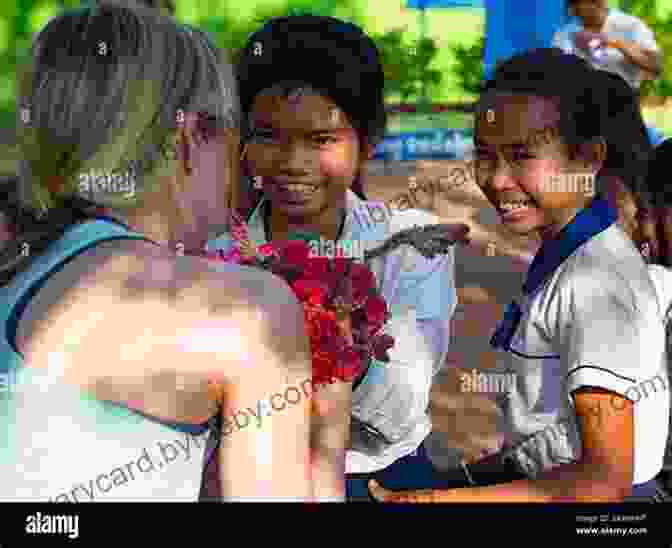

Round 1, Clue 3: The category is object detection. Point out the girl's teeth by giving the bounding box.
[284,184,316,193]
[499,200,533,211]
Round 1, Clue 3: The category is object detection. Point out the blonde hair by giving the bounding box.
[17,3,236,212]
[2,2,238,284]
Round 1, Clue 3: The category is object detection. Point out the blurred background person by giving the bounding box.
[591,71,654,254]
[642,139,672,500]
[0,3,315,501]
[646,139,672,268]
[552,0,662,95]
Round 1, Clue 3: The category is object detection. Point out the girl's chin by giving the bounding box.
[499,208,546,235]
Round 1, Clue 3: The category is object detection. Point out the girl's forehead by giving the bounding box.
[476,93,561,145]
[250,91,353,131]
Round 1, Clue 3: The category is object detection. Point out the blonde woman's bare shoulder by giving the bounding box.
[19,238,306,388]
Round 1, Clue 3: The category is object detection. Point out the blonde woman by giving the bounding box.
[0,3,314,501]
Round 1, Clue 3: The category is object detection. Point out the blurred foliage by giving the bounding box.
[0,0,444,136]
[200,4,443,103]
[449,34,485,97]
[371,28,442,102]
[625,0,672,98]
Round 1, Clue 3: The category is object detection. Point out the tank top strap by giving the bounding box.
[0,218,155,357]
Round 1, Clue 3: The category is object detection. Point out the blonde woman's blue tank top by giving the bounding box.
[0,218,212,501]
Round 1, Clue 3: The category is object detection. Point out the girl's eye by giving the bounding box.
[511,150,536,162]
[313,135,338,146]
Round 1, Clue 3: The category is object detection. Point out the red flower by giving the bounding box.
[292,280,329,307]
[334,346,363,382]
[350,262,378,305]
[304,256,330,279]
[207,217,395,385]
[275,240,311,266]
[258,243,276,258]
[372,333,395,362]
[350,262,377,290]
[364,296,388,327]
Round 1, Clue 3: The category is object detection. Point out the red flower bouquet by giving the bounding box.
[207,213,395,385]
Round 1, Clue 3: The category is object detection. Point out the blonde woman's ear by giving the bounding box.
[365,143,376,160]
[175,117,197,177]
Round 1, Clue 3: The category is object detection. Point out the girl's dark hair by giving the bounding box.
[237,15,387,201]
[481,48,652,201]
[646,138,672,208]
[595,70,653,208]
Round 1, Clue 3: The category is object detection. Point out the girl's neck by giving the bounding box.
[267,202,346,242]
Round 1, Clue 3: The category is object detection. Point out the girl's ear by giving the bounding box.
[572,137,607,174]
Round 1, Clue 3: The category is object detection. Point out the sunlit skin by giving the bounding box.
[245,92,375,242]
[367,93,636,503]
[242,90,384,500]
[18,112,315,501]
[474,92,603,241]
[370,388,634,502]
[569,0,610,31]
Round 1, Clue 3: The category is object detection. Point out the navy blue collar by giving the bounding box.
[523,197,617,295]
[491,197,617,351]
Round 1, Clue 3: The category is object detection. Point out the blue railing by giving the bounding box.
[373,128,474,161]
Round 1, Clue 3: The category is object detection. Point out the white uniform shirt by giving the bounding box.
[493,198,669,485]
[552,9,660,90]
[646,264,672,466]
[206,190,457,474]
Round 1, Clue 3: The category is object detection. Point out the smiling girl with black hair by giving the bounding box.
[205,14,469,502]
[370,48,669,503]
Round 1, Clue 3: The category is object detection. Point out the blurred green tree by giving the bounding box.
[198,3,442,104]
[372,30,442,103]
[624,0,672,99]
[0,0,445,136]
[449,34,485,98]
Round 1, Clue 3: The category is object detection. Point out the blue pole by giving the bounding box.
[483,0,566,80]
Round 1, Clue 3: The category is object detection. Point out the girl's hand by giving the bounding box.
[573,31,608,53]
[368,479,441,503]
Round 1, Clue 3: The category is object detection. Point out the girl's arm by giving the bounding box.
[370,388,635,502]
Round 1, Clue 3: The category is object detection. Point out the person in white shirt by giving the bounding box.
[200,15,470,502]
[644,139,672,267]
[644,139,672,496]
[370,49,670,503]
[552,0,662,92]
[646,263,672,488]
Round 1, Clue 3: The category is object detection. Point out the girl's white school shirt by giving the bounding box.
[491,198,669,485]
[206,190,457,474]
